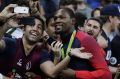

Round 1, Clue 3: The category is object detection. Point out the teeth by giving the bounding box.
[31,31,37,36]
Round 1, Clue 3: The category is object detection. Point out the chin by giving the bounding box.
[28,38,38,43]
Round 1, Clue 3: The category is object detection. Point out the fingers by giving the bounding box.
[18,24,24,27]
[1,4,18,18]
[51,41,63,49]
[42,31,49,41]
[55,41,63,49]
[6,4,18,10]
[70,47,93,59]
[79,47,85,51]
[82,53,93,59]
[51,41,62,57]
[51,41,57,48]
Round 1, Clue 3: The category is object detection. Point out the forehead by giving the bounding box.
[35,18,43,24]
[117,16,120,20]
[87,19,100,26]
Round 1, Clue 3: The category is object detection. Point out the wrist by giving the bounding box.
[68,52,72,58]
[0,16,7,26]
[54,52,61,58]
[0,13,8,19]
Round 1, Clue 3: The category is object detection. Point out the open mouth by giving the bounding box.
[30,31,38,37]
[55,25,63,34]
[87,31,93,36]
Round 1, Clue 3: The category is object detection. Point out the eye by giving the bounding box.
[53,16,66,21]
[37,24,42,29]
[87,24,92,27]
[59,15,66,19]
[53,16,57,21]
[93,25,99,29]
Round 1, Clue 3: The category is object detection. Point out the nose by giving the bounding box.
[54,16,61,23]
[88,26,93,31]
[32,25,38,30]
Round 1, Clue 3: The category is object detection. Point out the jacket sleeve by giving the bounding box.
[75,34,112,79]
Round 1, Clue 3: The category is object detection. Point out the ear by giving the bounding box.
[108,16,114,23]
[83,20,87,27]
[21,26,25,34]
[71,18,76,25]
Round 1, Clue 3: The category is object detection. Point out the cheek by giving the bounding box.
[84,26,90,31]
[50,27,55,32]
[94,29,100,34]
[39,30,43,35]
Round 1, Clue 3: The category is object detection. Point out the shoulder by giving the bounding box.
[3,37,17,45]
[38,48,51,64]
[76,31,101,53]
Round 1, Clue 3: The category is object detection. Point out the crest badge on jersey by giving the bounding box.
[110,57,117,65]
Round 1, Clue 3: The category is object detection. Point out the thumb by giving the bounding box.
[7,13,17,18]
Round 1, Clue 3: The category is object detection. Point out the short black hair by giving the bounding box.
[75,12,87,29]
[32,15,45,31]
[21,15,45,32]
[46,15,54,27]
[60,8,75,18]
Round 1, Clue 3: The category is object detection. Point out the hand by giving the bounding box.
[51,41,63,57]
[116,64,120,74]
[0,4,17,19]
[0,74,12,79]
[70,47,93,59]
[42,31,49,42]
[6,18,24,28]
[24,72,36,79]
[29,0,39,14]
[97,35,108,49]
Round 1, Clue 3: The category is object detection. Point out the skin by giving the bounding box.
[46,18,56,39]
[54,9,74,35]
[93,10,101,17]
[84,19,101,38]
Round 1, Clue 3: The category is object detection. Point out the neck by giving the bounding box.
[22,37,36,56]
[60,26,75,42]
[102,23,112,36]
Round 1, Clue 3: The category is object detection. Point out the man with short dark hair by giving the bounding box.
[84,17,103,38]
[100,4,120,77]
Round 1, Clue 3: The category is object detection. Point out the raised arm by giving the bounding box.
[0,4,17,50]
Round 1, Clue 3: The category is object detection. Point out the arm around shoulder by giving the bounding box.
[75,35,112,79]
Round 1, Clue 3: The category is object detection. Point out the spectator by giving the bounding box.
[100,4,120,78]
[83,17,106,58]
[91,8,101,17]
[75,0,92,18]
